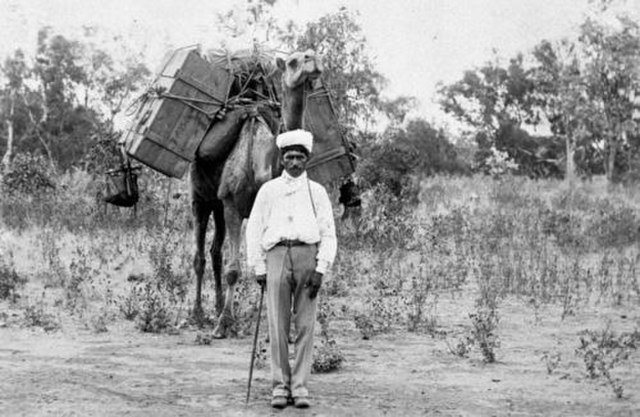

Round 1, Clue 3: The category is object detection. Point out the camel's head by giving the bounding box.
[276,49,323,89]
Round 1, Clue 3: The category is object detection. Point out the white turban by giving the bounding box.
[276,129,313,154]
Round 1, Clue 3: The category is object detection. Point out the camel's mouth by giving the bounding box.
[282,52,323,89]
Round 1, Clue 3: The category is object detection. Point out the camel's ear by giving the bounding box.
[276,57,286,71]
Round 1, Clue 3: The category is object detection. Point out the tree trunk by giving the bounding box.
[565,132,576,186]
[1,90,15,173]
[22,94,56,173]
[605,133,619,183]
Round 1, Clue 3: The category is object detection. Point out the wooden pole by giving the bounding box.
[163,178,172,227]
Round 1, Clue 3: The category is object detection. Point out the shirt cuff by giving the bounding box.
[253,261,267,276]
[315,259,331,274]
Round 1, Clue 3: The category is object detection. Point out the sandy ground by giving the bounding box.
[2,295,640,417]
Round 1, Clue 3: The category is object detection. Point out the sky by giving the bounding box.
[2,0,640,131]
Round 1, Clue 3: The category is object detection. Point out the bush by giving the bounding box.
[0,256,27,302]
[23,302,60,331]
[586,198,639,248]
[136,283,172,333]
[576,325,640,398]
[349,184,418,250]
[2,153,56,196]
[312,339,345,373]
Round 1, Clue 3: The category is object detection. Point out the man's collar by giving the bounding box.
[281,170,307,183]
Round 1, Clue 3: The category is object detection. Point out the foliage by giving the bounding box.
[480,147,519,177]
[312,338,345,373]
[289,8,386,130]
[0,255,27,302]
[136,282,172,333]
[438,53,537,136]
[147,230,190,304]
[350,184,417,250]
[2,152,56,195]
[215,1,393,133]
[118,285,141,321]
[468,307,501,363]
[0,27,150,172]
[439,4,640,182]
[23,296,60,332]
[493,124,564,178]
[312,299,345,373]
[577,15,640,181]
[575,325,640,398]
[357,119,466,209]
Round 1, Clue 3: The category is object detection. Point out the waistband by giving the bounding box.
[275,239,308,247]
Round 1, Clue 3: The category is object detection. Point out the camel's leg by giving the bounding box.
[212,204,242,339]
[210,199,226,316]
[192,199,212,321]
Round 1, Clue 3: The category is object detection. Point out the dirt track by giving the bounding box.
[2,299,639,417]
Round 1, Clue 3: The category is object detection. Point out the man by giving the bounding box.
[246,129,337,409]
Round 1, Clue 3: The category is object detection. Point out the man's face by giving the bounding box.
[282,149,308,178]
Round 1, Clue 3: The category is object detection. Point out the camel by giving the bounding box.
[191,50,324,338]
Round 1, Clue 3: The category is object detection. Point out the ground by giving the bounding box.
[2,296,639,416]
[2,176,640,416]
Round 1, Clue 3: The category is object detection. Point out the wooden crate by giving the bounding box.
[122,47,233,178]
[303,82,356,184]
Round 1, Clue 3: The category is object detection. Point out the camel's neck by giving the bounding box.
[281,82,306,131]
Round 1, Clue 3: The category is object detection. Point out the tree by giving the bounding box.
[214,2,394,139]
[0,27,151,173]
[438,53,540,172]
[287,8,387,132]
[0,50,29,172]
[379,96,418,127]
[438,53,536,136]
[530,39,598,182]
[578,16,640,182]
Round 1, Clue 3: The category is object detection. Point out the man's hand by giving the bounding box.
[307,271,323,299]
[255,274,266,290]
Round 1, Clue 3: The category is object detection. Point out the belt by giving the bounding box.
[275,239,308,247]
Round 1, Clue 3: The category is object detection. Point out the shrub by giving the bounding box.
[575,325,640,398]
[118,285,142,320]
[313,299,344,373]
[136,283,172,333]
[312,339,345,373]
[2,153,56,196]
[0,256,27,302]
[352,184,418,250]
[469,307,500,363]
[586,198,639,248]
[23,302,60,332]
[147,231,190,303]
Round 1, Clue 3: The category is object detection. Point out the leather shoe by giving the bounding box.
[271,395,288,409]
[294,396,310,408]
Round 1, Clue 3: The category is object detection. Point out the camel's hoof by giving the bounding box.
[211,326,227,339]
[190,306,208,327]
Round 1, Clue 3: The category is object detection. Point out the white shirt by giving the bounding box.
[246,170,337,276]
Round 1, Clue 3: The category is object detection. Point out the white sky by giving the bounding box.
[2,0,640,130]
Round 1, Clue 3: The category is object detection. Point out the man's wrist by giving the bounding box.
[315,260,330,275]
[254,264,267,276]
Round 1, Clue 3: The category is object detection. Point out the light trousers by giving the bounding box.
[266,244,318,398]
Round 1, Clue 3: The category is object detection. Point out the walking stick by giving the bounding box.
[246,285,265,404]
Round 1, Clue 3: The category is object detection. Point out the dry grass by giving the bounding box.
[1,171,640,399]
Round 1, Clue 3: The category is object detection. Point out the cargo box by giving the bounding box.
[122,47,233,178]
[303,82,356,184]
